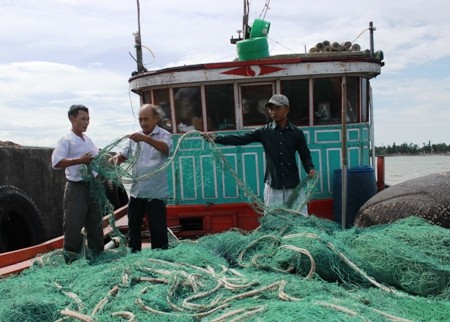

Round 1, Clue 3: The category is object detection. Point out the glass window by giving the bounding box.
[174,86,203,133]
[281,79,309,126]
[205,84,236,131]
[153,88,172,132]
[313,77,341,124]
[346,77,360,123]
[142,91,152,104]
[240,84,272,127]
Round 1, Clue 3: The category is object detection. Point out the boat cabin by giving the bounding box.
[128,26,384,237]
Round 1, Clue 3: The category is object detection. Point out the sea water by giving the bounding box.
[384,154,450,186]
[122,155,449,191]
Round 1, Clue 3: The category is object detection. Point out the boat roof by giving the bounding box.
[128,51,384,93]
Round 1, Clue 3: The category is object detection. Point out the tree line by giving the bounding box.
[375,141,450,155]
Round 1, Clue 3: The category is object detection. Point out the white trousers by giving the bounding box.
[264,183,308,216]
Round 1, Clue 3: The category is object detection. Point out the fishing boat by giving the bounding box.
[128,1,385,237]
[0,0,385,276]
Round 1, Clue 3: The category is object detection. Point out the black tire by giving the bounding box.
[0,185,46,253]
[104,180,129,210]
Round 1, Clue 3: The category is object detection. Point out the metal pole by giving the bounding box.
[341,77,348,229]
[135,0,145,73]
[369,21,375,57]
[369,85,375,167]
[243,0,249,39]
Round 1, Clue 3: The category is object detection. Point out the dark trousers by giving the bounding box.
[128,197,168,252]
[63,181,104,263]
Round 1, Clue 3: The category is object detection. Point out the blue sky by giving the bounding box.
[1,0,449,148]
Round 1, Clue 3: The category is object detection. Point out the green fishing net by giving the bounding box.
[1,131,449,321]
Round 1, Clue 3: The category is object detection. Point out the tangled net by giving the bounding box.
[1,131,449,321]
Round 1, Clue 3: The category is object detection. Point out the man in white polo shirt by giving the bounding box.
[51,104,104,263]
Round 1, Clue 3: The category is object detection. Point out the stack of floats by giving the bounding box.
[309,40,362,53]
[236,21,371,60]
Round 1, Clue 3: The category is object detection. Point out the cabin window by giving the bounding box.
[153,88,173,132]
[240,84,272,127]
[346,76,360,123]
[281,79,309,126]
[361,78,369,122]
[313,77,341,124]
[313,77,360,125]
[205,84,236,131]
[142,91,152,104]
[174,86,203,133]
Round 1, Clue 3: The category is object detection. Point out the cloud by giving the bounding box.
[373,74,450,146]
[0,61,139,147]
[1,0,449,148]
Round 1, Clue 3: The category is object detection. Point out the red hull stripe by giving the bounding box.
[221,65,286,77]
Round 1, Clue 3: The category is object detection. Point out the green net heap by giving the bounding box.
[1,131,449,321]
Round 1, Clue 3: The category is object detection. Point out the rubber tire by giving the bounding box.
[0,185,46,253]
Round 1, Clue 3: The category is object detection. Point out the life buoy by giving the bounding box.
[0,185,45,253]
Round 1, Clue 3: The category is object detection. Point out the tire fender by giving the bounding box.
[0,185,46,253]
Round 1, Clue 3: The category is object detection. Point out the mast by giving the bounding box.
[133,0,146,74]
[243,0,250,39]
[230,0,250,44]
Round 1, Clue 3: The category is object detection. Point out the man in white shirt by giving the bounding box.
[111,104,172,252]
[51,104,104,263]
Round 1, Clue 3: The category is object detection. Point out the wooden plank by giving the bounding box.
[0,237,63,268]
[0,259,34,277]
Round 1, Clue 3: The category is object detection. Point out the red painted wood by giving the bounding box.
[0,200,335,277]
[0,205,129,277]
